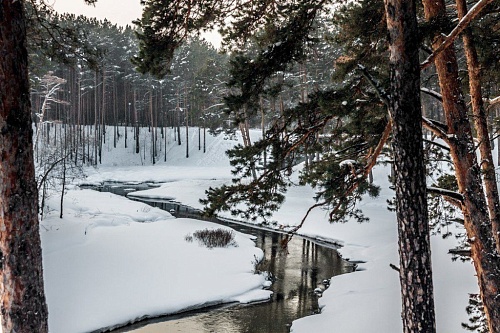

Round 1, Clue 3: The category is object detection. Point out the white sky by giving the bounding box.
[50,0,222,47]
[51,0,142,27]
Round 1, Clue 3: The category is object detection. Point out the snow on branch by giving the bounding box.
[428,186,464,207]
[357,64,390,107]
[423,138,450,151]
[422,117,449,142]
[487,96,500,110]
[421,87,442,102]
[284,120,393,242]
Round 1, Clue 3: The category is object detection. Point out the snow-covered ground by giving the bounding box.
[43,126,478,332]
[42,189,271,333]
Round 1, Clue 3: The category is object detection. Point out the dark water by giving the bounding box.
[89,182,354,333]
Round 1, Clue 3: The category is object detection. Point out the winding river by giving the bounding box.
[90,182,355,333]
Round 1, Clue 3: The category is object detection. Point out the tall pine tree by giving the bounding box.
[134,0,500,331]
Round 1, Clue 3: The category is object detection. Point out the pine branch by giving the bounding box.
[366,120,392,172]
[449,248,471,256]
[428,186,464,207]
[421,87,443,102]
[487,95,500,110]
[282,201,328,248]
[422,117,449,143]
[326,121,391,220]
[421,0,495,70]
[284,120,392,240]
[357,64,390,107]
[423,138,450,151]
[390,263,400,272]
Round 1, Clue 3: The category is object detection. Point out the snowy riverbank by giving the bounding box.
[43,127,478,332]
[42,189,271,333]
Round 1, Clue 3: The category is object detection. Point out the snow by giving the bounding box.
[42,188,270,333]
[44,126,479,332]
[338,159,357,168]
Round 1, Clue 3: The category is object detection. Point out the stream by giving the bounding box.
[89,182,355,333]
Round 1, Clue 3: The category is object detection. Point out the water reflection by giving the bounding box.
[93,183,353,333]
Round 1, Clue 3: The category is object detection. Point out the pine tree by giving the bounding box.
[384,0,435,330]
[133,1,432,331]
[134,0,500,331]
[0,1,48,331]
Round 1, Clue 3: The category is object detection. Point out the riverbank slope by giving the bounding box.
[46,126,477,332]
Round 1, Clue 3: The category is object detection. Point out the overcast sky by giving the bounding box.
[52,0,142,27]
[51,0,222,47]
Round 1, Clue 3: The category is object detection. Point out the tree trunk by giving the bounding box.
[260,96,267,167]
[164,125,167,162]
[149,87,155,164]
[0,1,49,331]
[113,74,117,149]
[60,156,66,219]
[185,107,189,158]
[134,89,140,154]
[384,1,436,332]
[422,0,500,331]
[176,110,181,145]
[124,81,128,149]
[456,0,500,251]
[99,69,105,164]
[94,70,99,164]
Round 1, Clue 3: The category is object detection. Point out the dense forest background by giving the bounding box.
[28,3,500,171]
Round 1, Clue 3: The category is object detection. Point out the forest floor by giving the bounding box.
[41,126,478,332]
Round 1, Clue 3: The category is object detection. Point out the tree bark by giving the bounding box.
[0,1,49,331]
[456,0,500,252]
[383,1,436,332]
[420,0,494,69]
[422,0,500,331]
[149,87,156,164]
[134,89,140,154]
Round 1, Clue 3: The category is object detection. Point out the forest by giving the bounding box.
[1,0,500,332]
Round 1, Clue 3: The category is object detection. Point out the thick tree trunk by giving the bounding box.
[422,0,500,331]
[0,1,49,331]
[384,1,436,332]
[456,0,500,251]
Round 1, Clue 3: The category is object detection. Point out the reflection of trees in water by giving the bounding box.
[116,225,349,333]
[236,231,347,333]
[101,184,351,333]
